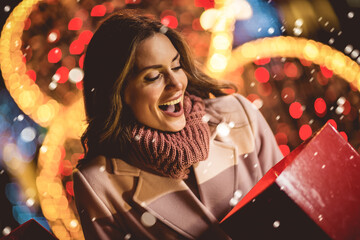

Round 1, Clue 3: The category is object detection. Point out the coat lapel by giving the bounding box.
[132,170,219,239]
[193,117,255,219]
[130,138,242,238]
[193,139,239,219]
[193,139,238,186]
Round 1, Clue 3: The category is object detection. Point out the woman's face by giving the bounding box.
[124,33,188,132]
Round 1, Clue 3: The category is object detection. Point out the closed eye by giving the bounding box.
[144,65,181,81]
[145,74,161,81]
[171,65,182,71]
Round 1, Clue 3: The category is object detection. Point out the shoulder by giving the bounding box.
[74,155,108,181]
[204,94,259,126]
[73,156,110,197]
[73,155,139,212]
[74,155,139,185]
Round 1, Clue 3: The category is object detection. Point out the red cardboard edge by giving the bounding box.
[220,124,323,223]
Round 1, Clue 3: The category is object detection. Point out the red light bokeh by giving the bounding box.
[284,62,298,78]
[91,5,106,17]
[26,70,37,82]
[299,124,312,140]
[314,97,327,115]
[48,47,62,63]
[68,17,83,31]
[55,66,69,83]
[289,102,303,119]
[161,15,178,29]
[279,144,290,156]
[254,67,270,83]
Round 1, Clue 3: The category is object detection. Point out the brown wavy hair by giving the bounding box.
[80,10,235,163]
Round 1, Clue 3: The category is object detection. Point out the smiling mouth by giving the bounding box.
[158,96,183,116]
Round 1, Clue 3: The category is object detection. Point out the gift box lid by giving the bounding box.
[222,123,360,239]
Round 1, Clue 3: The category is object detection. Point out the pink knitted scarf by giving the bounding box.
[128,93,210,179]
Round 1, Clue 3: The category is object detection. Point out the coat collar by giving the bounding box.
[110,138,240,238]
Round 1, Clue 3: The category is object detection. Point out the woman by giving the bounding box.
[73,10,283,240]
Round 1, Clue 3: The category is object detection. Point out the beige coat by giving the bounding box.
[73,94,283,239]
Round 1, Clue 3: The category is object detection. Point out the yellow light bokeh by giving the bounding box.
[41,198,58,221]
[200,9,219,30]
[48,182,63,199]
[209,53,228,72]
[303,41,319,60]
[0,0,66,128]
[19,90,35,109]
[213,33,231,50]
[36,104,53,124]
[331,52,346,75]
[55,195,69,210]
[0,1,86,239]
[241,42,257,59]
[221,36,360,93]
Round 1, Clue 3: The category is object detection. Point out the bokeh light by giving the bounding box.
[283,62,298,78]
[161,15,178,29]
[200,8,219,30]
[289,102,303,119]
[48,48,62,63]
[47,29,60,43]
[314,98,327,116]
[281,87,295,104]
[91,5,106,17]
[299,124,312,140]
[69,40,85,55]
[55,67,70,84]
[209,53,228,72]
[68,18,83,31]
[279,144,290,156]
[254,67,270,83]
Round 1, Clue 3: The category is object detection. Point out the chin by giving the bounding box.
[162,119,186,132]
[168,126,186,132]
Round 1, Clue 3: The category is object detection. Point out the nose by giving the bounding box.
[165,71,183,90]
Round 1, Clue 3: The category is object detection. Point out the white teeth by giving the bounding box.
[159,96,182,106]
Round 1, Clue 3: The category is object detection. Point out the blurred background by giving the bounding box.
[0,0,359,239]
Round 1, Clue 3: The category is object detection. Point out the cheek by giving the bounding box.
[124,84,145,113]
[133,88,160,110]
[178,70,188,87]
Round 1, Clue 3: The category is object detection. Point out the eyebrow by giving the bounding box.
[137,53,180,73]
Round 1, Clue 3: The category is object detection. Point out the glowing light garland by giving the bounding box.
[202,0,236,75]
[204,1,360,90]
[0,0,86,239]
[0,0,62,127]
[226,37,360,88]
[36,98,85,240]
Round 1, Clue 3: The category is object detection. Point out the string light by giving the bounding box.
[0,0,87,239]
[0,0,62,126]
[223,36,360,90]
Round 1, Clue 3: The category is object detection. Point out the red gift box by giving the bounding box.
[221,123,360,239]
[0,219,58,240]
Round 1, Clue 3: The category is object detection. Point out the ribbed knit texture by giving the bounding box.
[129,93,210,179]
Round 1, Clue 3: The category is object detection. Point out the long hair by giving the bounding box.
[80,10,235,163]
